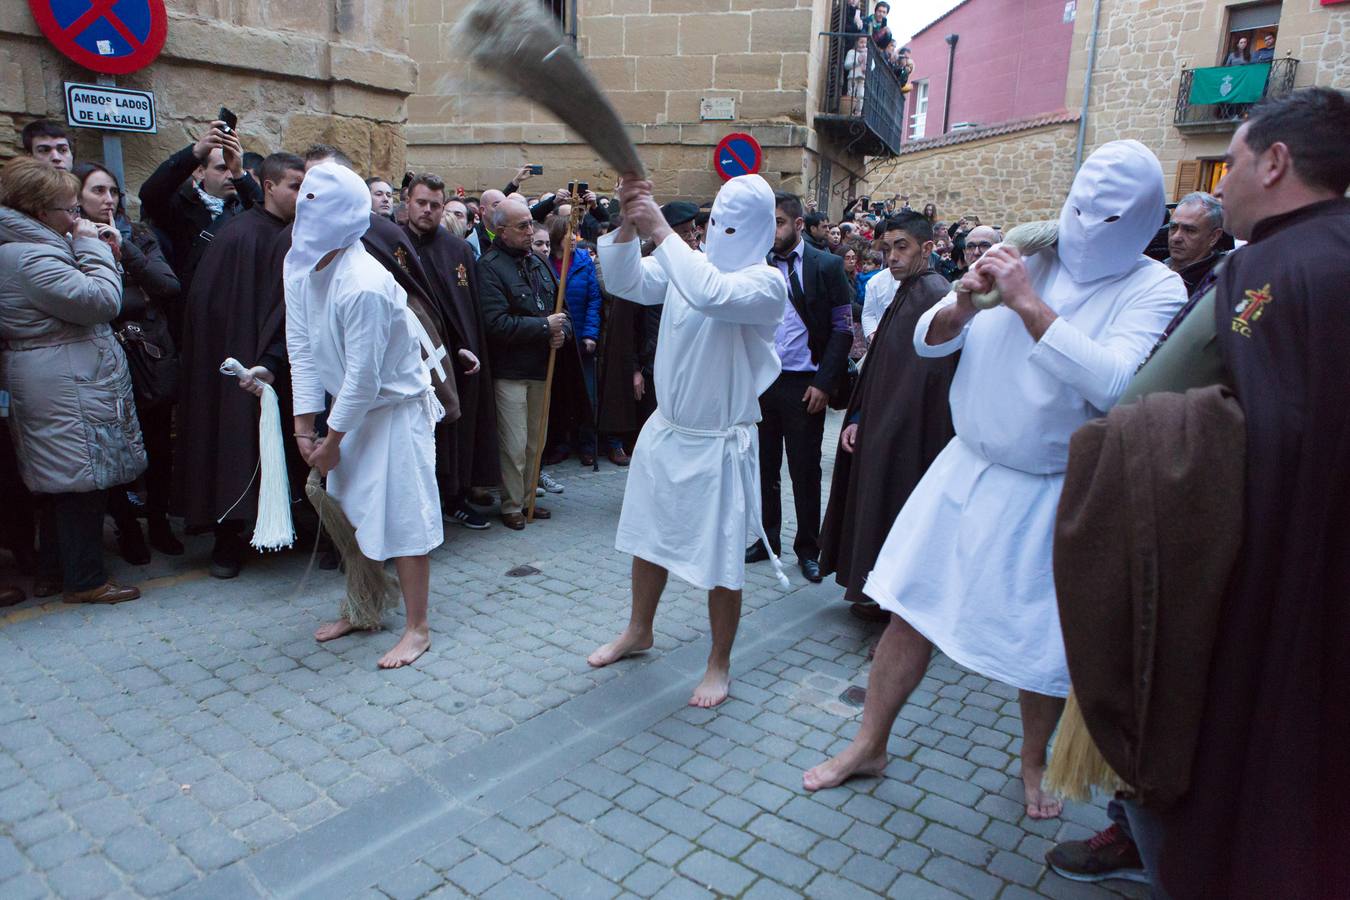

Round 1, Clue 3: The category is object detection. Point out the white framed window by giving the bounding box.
[909,80,929,140]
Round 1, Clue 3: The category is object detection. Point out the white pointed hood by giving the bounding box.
[703,174,777,273]
[1055,140,1165,284]
[284,162,371,281]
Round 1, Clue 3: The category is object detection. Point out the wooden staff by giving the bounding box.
[525,184,588,521]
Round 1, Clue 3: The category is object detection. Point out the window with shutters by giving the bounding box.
[1174,159,1202,201]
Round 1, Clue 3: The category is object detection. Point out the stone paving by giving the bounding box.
[0,412,1148,899]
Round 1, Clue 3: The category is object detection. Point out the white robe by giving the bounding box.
[864,251,1186,696]
[597,232,785,590]
[861,267,898,339]
[286,245,443,562]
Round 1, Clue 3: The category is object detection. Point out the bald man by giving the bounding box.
[474,189,507,246]
[962,225,1002,268]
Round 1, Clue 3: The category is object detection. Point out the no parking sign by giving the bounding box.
[28,0,168,75]
[713,133,763,181]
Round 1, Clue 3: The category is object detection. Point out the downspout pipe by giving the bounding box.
[942,34,959,133]
[1074,0,1104,171]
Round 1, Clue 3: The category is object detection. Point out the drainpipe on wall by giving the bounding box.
[1073,0,1104,171]
[942,34,959,134]
[568,0,578,45]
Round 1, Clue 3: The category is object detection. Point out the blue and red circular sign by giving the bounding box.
[28,0,168,75]
[714,132,763,182]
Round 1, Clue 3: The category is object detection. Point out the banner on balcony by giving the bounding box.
[1189,63,1271,105]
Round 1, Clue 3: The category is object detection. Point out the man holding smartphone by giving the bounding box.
[139,118,262,303]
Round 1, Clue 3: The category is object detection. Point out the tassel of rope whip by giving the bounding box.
[219,358,296,551]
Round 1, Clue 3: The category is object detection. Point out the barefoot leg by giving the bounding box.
[316,618,362,642]
[1019,689,1066,819]
[379,555,431,669]
[803,614,932,791]
[690,587,740,708]
[588,556,666,667]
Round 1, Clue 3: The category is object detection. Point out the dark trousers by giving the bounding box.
[108,402,173,521]
[37,490,108,592]
[757,370,825,562]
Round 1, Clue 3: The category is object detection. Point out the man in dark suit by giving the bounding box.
[748,191,854,582]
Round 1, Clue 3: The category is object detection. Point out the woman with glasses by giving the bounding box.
[75,162,183,564]
[0,157,144,605]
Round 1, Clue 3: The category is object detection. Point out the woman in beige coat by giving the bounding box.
[0,157,144,604]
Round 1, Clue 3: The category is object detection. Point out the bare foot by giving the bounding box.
[586,628,653,668]
[315,618,366,642]
[802,743,887,792]
[1022,763,1063,819]
[377,627,430,669]
[689,664,730,708]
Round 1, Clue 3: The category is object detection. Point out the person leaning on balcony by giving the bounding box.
[1224,36,1251,66]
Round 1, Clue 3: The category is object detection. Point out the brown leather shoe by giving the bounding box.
[62,582,140,605]
[0,586,25,608]
[530,506,551,520]
[500,512,526,531]
[608,447,631,467]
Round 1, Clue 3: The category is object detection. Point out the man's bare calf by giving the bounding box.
[804,613,930,791]
[588,557,743,708]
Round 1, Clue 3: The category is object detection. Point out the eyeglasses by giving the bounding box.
[48,206,81,216]
[505,220,534,233]
[965,242,994,252]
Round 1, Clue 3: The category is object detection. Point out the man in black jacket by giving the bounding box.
[748,191,854,582]
[477,199,572,529]
[139,119,261,317]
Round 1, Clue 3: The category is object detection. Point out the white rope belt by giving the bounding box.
[653,411,791,590]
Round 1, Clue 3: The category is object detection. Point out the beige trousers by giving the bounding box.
[494,378,548,515]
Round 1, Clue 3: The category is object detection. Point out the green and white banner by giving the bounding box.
[1189,63,1272,105]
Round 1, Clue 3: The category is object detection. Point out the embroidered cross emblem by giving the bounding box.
[1231,284,1273,338]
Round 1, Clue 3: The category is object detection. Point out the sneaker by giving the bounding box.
[448,504,491,530]
[1045,824,1150,884]
[538,471,565,494]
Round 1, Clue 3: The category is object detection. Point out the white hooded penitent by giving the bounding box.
[596,174,791,591]
[1056,139,1166,285]
[285,163,372,281]
[859,140,1188,699]
[703,174,778,274]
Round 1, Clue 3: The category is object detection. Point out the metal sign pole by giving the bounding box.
[95,73,126,189]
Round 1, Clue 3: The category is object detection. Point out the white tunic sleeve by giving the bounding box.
[861,270,895,339]
[651,235,784,326]
[326,291,391,434]
[596,232,669,307]
[285,276,326,417]
[1028,271,1187,412]
[913,289,968,357]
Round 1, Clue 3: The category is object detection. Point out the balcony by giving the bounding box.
[1174,57,1298,132]
[815,31,905,158]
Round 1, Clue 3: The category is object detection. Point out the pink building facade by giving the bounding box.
[901,0,1076,141]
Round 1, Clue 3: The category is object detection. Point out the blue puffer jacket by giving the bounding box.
[555,248,603,343]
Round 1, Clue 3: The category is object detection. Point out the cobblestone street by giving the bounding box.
[0,413,1146,899]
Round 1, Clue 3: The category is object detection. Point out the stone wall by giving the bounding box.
[407,0,863,208]
[0,2,416,196]
[1064,0,1350,197]
[866,121,1081,229]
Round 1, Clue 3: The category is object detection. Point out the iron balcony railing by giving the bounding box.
[1174,57,1298,129]
[817,30,905,157]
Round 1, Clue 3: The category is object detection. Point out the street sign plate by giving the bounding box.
[64,81,157,133]
[713,132,763,182]
[28,0,168,75]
